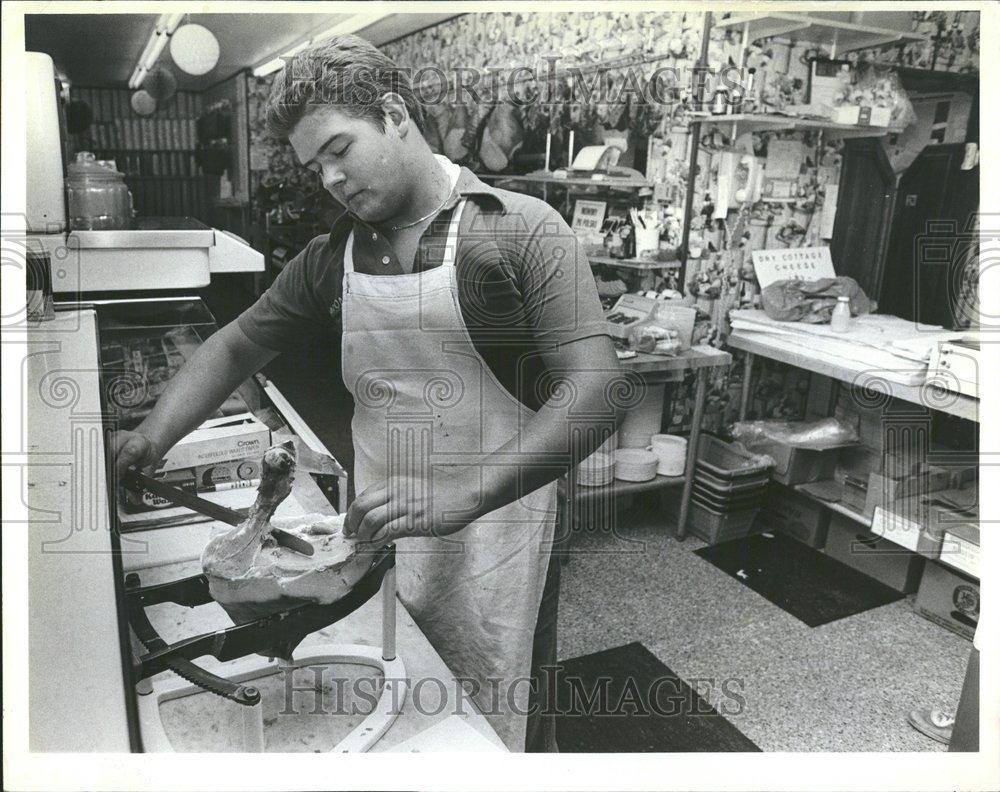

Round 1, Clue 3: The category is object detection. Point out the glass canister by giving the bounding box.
[66,152,133,230]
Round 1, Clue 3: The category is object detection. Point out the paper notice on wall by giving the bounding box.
[752,246,836,289]
[820,184,839,239]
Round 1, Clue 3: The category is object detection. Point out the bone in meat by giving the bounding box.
[201,443,371,630]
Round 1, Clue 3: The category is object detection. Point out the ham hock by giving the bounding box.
[201,443,371,631]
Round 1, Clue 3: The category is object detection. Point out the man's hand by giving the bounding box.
[343,469,488,545]
[111,429,161,482]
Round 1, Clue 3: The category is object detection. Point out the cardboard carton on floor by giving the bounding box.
[825,512,924,593]
[914,560,980,641]
[762,483,830,548]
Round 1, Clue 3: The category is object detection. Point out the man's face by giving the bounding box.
[289,103,406,223]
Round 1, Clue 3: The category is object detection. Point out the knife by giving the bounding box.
[124,469,315,556]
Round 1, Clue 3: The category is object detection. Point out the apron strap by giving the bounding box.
[343,199,467,276]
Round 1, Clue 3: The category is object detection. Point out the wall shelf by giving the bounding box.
[477,172,653,190]
[587,254,680,271]
[713,13,925,53]
[687,113,905,139]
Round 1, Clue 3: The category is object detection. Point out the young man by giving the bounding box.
[113,35,623,751]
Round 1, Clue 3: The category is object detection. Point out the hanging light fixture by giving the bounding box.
[144,66,177,103]
[170,22,220,76]
[129,13,184,89]
[130,90,157,116]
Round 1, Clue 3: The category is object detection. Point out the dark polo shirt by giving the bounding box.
[237,166,610,412]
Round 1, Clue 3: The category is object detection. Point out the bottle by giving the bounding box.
[712,87,729,115]
[830,295,852,332]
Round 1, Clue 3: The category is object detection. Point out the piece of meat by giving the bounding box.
[478,103,524,172]
[201,443,371,654]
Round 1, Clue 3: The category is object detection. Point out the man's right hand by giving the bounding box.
[111,429,161,482]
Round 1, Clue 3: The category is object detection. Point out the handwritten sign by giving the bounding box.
[751,246,836,289]
[571,200,607,235]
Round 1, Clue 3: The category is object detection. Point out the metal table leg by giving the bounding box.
[738,351,755,422]
[675,367,709,541]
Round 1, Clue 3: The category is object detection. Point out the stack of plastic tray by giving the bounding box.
[672,435,773,543]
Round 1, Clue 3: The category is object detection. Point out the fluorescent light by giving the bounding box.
[313,12,391,41]
[143,31,170,70]
[251,38,310,77]
[250,12,392,77]
[253,58,286,78]
[129,12,186,89]
[282,40,310,58]
[162,13,184,34]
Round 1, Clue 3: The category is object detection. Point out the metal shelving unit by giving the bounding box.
[678,11,929,290]
[712,13,924,56]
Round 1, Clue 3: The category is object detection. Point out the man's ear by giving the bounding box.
[381,93,410,137]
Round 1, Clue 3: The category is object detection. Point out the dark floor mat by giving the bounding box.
[695,532,904,627]
[554,642,761,752]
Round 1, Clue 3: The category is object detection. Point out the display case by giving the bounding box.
[93,297,348,536]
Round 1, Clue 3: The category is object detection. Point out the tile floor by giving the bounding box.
[556,496,971,752]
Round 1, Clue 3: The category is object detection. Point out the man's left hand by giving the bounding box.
[343,468,489,545]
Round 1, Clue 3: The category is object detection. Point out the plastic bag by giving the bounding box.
[729,417,859,450]
[760,276,875,323]
[838,64,917,130]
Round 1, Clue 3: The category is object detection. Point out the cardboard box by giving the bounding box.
[154,413,271,473]
[840,474,870,516]
[761,483,830,548]
[828,104,892,127]
[864,466,952,517]
[914,560,980,641]
[825,513,925,593]
[751,439,841,486]
[870,496,945,558]
[939,522,980,579]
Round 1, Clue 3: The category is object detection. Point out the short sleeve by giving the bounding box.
[237,235,340,352]
[517,205,610,348]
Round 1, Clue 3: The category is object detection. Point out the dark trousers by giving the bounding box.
[524,550,561,752]
[949,646,980,752]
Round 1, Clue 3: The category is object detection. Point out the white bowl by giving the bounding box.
[650,434,687,476]
[614,448,659,482]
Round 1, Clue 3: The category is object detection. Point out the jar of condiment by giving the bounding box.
[830,295,852,332]
[66,152,133,230]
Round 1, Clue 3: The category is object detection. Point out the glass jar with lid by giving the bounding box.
[66,152,133,230]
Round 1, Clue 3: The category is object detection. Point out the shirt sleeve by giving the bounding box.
[516,204,611,348]
[236,235,339,352]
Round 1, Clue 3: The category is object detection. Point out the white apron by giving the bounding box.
[341,201,558,751]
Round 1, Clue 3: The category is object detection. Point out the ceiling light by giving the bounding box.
[130,13,185,89]
[250,12,392,78]
[312,12,391,41]
[252,57,286,78]
[170,23,221,76]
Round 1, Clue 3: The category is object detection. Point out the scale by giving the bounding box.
[124,475,407,753]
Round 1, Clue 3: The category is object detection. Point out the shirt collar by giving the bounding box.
[330,156,512,238]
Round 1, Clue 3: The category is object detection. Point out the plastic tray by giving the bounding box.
[671,496,760,544]
[692,483,765,512]
[695,435,773,481]
[695,466,772,494]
